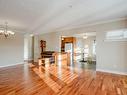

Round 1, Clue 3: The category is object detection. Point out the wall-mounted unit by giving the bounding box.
[104,29,127,42]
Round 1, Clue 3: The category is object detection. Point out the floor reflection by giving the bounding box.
[29,56,96,93]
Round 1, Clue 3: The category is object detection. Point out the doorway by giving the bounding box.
[73,32,96,70]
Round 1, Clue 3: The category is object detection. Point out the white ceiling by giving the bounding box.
[0,0,127,34]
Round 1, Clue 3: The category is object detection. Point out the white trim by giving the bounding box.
[96,69,127,75]
[0,62,24,68]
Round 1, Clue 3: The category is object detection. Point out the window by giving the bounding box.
[84,45,89,57]
[124,31,127,38]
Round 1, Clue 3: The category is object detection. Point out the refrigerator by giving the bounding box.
[65,43,73,65]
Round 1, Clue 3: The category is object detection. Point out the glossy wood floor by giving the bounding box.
[0,62,127,95]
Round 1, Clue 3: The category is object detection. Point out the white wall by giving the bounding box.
[96,31,127,74]
[0,33,24,67]
[38,32,60,51]
[38,19,127,52]
[35,19,127,74]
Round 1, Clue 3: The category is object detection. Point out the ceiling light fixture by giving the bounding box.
[0,22,15,38]
[83,33,88,39]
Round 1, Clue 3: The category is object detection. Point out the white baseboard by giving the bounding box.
[96,69,127,75]
[0,62,24,68]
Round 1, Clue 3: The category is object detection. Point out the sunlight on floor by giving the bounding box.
[29,63,81,93]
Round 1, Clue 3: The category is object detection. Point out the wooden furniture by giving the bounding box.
[41,51,56,64]
[40,40,55,64]
[40,40,46,53]
[61,37,76,52]
[38,58,45,66]
[39,52,70,66]
[41,51,55,58]
[39,39,71,65]
[54,52,70,66]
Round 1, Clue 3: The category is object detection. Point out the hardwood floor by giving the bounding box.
[0,62,127,95]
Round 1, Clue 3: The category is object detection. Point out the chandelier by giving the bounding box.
[0,22,15,38]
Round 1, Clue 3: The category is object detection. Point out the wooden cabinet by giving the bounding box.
[61,37,76,52]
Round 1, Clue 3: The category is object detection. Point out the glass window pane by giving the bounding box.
[124,31,127,38]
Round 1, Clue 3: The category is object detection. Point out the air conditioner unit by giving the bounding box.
[104,30,127,42]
